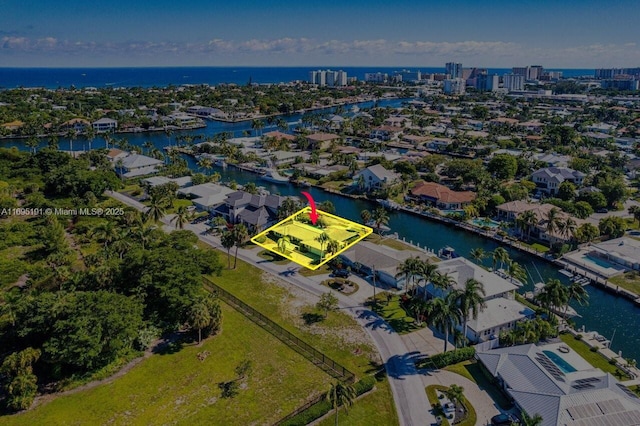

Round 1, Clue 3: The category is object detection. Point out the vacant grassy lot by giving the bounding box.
[371,295,425,334]
[559,333,631,380]
[205,259,378,377]
[3,304,333,426]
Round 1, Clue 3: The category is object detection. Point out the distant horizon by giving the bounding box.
[0,65,608,70]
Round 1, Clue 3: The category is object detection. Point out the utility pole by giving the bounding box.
[372,264,376,308]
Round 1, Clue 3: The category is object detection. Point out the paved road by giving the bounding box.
[107,191,435,426]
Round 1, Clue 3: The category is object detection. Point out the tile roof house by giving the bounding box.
[409,182,476,210]
[306,132,341,150]
[477,342,640,426]
[531,167,585,195]
[353,164,400,191]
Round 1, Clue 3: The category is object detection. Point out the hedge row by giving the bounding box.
[419,347,476,369]
[279,376,377,426]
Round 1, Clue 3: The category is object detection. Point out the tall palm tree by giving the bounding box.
[431,271,456,298]
[171,205,191,230]
[197,157,213,174]
[395,257,421,293]
[563,217,578,242]
[145,195,167,223]
[491,247,510,271]
[48,134,59,150]
[456,278,486,346]
[443,384,465,407]
[277,235,291,254]
[506,260,527,285]
[251,119,265,136]
[221,230,235,269]
[566,281,589,317]
[188,300,211,344]
[545,207,561,237]
[371,207,389,235]
[469,247,486,265]
[66,128,77,153]
[325,381,356,426]
[535,278,569,318]
[142,140,154,155]
[232,224,248,269]
[92,221,118,249]
[326,239,340,256]
[360,209,372,225]
[520,411,543,426]
[211,216,228,235]
[25,136,39,155]
[427,291,463,352]
[315,232,330,261]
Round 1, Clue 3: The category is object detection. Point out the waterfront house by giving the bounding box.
[409,181,476,210]
[92,117,118,133]
[352,164,400,191]
[1,120,24,131]
[531,167,585,195]
[112,153,163,178]
[477,342,640,426]
[401,134,431,146]
[306,132,341,150]
[61,118,91,133]
[178,183,235,213]
[220,191,286,232]
[142,175,192,189]
[418,257,534,342]
[588,237,640,272]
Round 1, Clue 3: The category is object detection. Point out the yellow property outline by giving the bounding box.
[250,207,373,270]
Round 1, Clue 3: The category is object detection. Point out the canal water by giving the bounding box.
[2,99,639,361]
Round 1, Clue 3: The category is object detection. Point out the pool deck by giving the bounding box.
[562,248,627,278]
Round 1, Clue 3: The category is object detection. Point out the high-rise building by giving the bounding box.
[476,74,500,92]
[394,69,422,82]
[443,78,466,95]
[512,65,545,80]
[308,69,348,87]
[601,79,639,91]
[503,73,525,91]
[365,72,389,83]
[445,62,462,79]
[596,68,640,79]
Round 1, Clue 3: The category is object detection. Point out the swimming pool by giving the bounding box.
[581,254,616,270]
[470,218,501,229]
[543,350,577,373]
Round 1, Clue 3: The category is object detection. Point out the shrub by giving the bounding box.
[575,334,583,340]
[590,346,598,352]
[425,347,476,369]
[254,235,267,244]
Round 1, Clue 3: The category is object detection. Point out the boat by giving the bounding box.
[559,269,575,279]
[438,246,459,260]
[259,169,289,184]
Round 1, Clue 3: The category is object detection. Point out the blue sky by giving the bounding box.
[1,0,639,68]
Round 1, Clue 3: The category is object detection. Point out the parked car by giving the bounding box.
[333,269,350,278]
[596,208,608,213]
[491,413,517,425]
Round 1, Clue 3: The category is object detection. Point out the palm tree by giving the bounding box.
[395,257,421,293]
[469,247,486,265]
[277,235,291,254]
[431,271,456,298]
[188,300,211,344]
[491,247,510,271]
[360,209,372,225]
[197,157,213,174]
[563,217,577,242]
[221,230,235,269]
[211,216,228,235]
[506,260,527,285]
[535,278,569,318]
[326,239,340,256]
[93,221,118,249]
[85,126,96,151]
[456,278,486,346]
[371,207,389,235]
[25,136,39,154]
[171,205,191,230]
[630,205,640,226]
[427,291,463,352]
[545,207,561,237]
[145,195,167,223]
[66,128,77,153]
[48,134,59,150]
[315,232,330,261]
[520,411,543,426]
[463,204,479,219]
[519,209,538,240]
[251,119,265,136]
[565,281,589,318]
[232,224,248,269]
[325,381,356,426]
[443,384,465,407]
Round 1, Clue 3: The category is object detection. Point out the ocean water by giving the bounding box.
[0,67,596,89]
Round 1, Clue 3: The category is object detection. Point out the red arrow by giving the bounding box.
[301,191,318,225]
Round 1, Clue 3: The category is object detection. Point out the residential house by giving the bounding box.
[369,126,403,141]
[142,175,192,189]
[588,237,640,272]
[531,167,585,195]
[353,164,400,191]
[477,342,640,426]
[409,182,476,210]
[426,137,453,152]
[178,183,235,213]
[383,116,411,128]
[418,257,534,342]
[62,118,91,132]
[401,134,431,146]
[112,153,164,178]
[533,153,572,168]
[217,191,287,232]
[338,241,430,288]
[306,132,341,150]
[92,117,118,133]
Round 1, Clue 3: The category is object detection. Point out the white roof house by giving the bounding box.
[353,164,400,191]
[589,237,640,272]
[477,342,640,426]
[178,183,235,212]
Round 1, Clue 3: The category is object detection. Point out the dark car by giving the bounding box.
[596,208,608,213]
[333,269,350,278]
[491,413,517,425]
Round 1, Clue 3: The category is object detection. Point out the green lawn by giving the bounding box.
[371,295,425,335]
[444,360,513,410]
[522,242,550,253]
[3,304,333,426]
[316,378,399,426]
[298,263,332,277]
[559,333,631,380]
[609,272,640,296]
[256,249,293,265]
[205,259,378,377]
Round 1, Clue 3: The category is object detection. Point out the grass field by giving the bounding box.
[3,304,333,426]
[559,333,631,380]
[205,259,378,377]
[316,378,399,426]
[609,272,640,296]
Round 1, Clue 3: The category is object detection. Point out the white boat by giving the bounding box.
[559,269,575,279]
[438,246,459,260]
[260,169,289,184]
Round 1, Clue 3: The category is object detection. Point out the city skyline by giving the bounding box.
[1,0,640,68]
